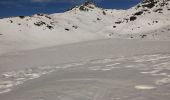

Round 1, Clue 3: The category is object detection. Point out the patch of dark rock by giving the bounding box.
[153,20,158,23]
[84,1,92,6]
[115,21,122,24]
[143,9,149,12]
[18,23,21,25]
[142,0,158,9]
[134,11,143,16]
[79,6,89,11]
[160,2,168,7]
[140,34,147,38]
[45,16,52,19]
[102,11,106,15]
[0,34,3,35]
[37,13,44,16]
[130,16,137,21]
[142,3,155,8]
[97,18,101,20]
[154,8,163,12]
[72,25,78,29]
[89,6,94,9]
[158,11,163,13]
[65,28,70,31]
[46,25,53,29]
[34,21,46,26]
[113,26,117,28]
[19,16,25,19]
[136,5,141,9]
[9,20,13,23]
[79,1,95,11]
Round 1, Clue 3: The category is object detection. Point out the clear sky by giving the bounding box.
[0,0,142,18]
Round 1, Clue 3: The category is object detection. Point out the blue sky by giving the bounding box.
[0,0,141,18]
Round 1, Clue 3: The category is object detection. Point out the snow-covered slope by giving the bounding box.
[0,0,170,54]
[0,2,124,54]
[110,0,170,39]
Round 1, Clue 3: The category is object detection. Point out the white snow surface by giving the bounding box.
[0,1,170,99]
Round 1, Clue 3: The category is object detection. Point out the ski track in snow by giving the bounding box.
[0,53,170,96]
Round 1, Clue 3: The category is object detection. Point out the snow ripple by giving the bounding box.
[1,53,170,94]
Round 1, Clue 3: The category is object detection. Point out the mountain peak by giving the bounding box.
[83,1,95,6]
[67,1,97,12]
[78,1,97,11]
[138,0,170,9]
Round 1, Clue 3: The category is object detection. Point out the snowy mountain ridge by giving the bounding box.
[0,0,170,54]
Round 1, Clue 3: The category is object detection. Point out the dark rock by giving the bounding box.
[45,16,52,19]
[19,16,25,19]
[84,1,92,6]
[46,25,53,29]
[34,21,46,26]
[37,13,44,16]
[136,5,141,9]
[143,9,149,12]
[154,8,163,12]
[158,11,163,13]
[79,6,89,11]
[140,34,147,38]
[130,16,137,21]
[65,28,70,31]
[113,26,117,28]
[134,11,143,16]
[142,0,158,9]
[89,6,94,9]
[102,11,106,15]
[72,25,78,29]
[153,20,158,23]
[10,20,13,23]
[97,18,101,20]
[115,21,122,24]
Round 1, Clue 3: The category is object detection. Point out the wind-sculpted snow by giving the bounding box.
[0,66,55,94]
[1,53,170,100]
